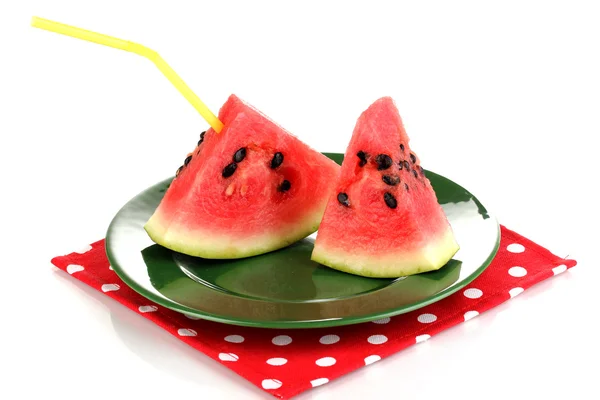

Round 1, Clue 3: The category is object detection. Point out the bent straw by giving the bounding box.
[31,16,224,133]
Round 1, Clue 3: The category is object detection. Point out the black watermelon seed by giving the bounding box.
[233,147,247,163]
[200,131,206,139]
[271,152,284,169]
[382,174,400,186]
[197,139,203,146]
[176,166,183,177]
[376,154,393,170]
[384,192,397,209]
[403,160,410,170]
[398,162,403,170]
[278,180,291,192]
[357,151,368,167]
[400,143,405,151]
[222,162,237,178]
[412,169,418,179]
[419,166,425,176]
[404,183,409,191]
[337,192,350,207]
[410,153,417,163]
[184,155,192,166]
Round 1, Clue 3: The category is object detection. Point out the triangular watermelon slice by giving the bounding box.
[311,97,459,277]
[145,95,340,259]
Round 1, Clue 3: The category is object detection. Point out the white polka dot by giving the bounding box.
[311,378,329,387]
[138,305,158,313]
[367,334,388,345]
[509,287,524,298]
[553,264,567,275]
[319,334,340,345]
[315,357,336,367]
[272,335,292,346]
[177,328,197,336]
[266,357,287,366]
[464,311,479,321]
[224,334,244,343]
[218,353,239,362]
[108,265,114,271]
[364,355,381,365]
[184,313,201,320]
[417,313,437,323]
[416,334,431,343]
[509,266,527,277]
[101,283,120,292]
[372,317,390,324]
[507,243,525,253]
[262,379,282,390]
[75,244,93,254]
[66,264,84,274]
[463,288,483,299]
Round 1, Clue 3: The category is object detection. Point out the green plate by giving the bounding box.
[106,152,500,329]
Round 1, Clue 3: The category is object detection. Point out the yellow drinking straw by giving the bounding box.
[31,16,224,133]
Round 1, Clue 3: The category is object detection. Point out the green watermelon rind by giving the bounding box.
[311,227,460,278]
[144,212,324,260]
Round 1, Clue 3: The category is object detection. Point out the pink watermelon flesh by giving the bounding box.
[144,94,340,259]
[311,97,459,278]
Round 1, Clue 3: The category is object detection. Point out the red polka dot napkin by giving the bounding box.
[51,225,576,399]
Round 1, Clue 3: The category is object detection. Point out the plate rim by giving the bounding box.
[106,153,500,329]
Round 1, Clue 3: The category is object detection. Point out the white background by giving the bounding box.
[1,1,598,399]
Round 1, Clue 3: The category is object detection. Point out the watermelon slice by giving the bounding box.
[144,95,340,259]
[311,97,459,278]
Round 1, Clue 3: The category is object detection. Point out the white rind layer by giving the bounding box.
[311,228,459,278]
[144,209,324,259]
